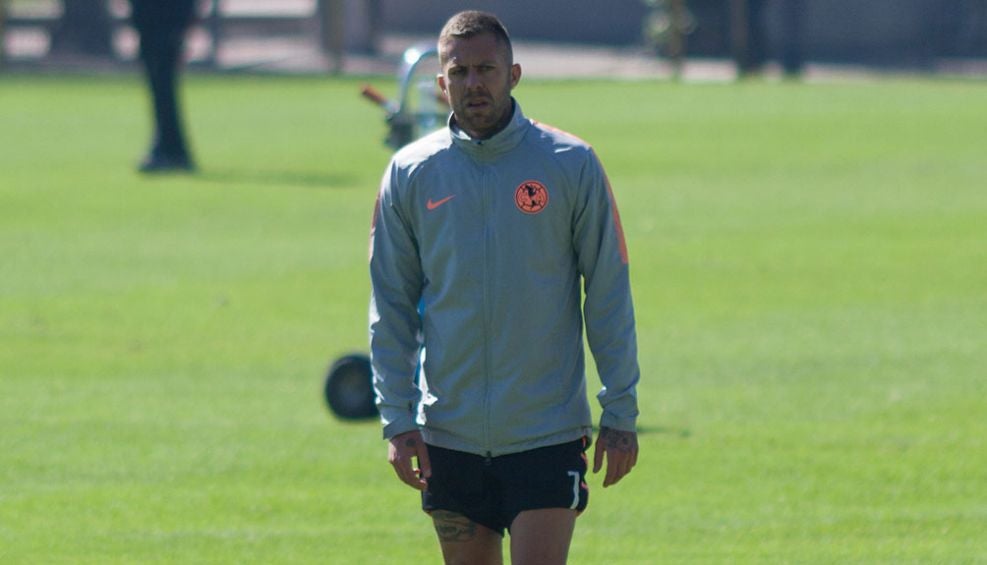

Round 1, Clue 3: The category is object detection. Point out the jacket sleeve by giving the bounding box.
[572,150,641,432]
[369,162,424,439]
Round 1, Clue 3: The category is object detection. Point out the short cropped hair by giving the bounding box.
[438,10,513,65]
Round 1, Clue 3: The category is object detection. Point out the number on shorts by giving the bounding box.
[567,471,580,509]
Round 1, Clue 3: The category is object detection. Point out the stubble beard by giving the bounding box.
[456,98,512,140]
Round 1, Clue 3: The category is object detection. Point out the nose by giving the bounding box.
[465,68,482,90]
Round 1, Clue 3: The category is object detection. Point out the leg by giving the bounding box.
[431,510,503,565]
[509,508,577,565]
[141,27,189,159]
[134,18,194,172]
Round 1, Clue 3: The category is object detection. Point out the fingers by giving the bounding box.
[603,447,619,487]
[388,431,429,490]
[388,445,418,488]
[593,438,604,474]
[416,440,432,481]
[603,449,633,487]
[392,460,423,489]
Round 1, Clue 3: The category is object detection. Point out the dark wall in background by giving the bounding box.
[380,0,987,63]
[381,0,649,45]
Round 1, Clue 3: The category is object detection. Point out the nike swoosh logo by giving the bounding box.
[426,195,456,210]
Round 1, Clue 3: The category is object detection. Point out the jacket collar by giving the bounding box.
[449,99,529,160]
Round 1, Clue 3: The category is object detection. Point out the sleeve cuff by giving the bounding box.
[382,418,419,440]
[599,411,637,433]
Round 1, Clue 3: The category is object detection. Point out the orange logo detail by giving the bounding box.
[514,181,549,214]
[426,195,456,210]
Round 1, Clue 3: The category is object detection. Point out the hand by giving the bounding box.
[593,427,639,487]
[387,430,431,491]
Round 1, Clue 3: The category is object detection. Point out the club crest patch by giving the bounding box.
[514,180,549,214]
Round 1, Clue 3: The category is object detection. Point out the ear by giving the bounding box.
[437,73,447,95]
[509,63,522,89]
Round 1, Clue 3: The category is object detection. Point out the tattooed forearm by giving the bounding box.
[432,511,478,542]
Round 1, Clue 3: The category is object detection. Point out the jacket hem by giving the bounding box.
[421,426,593,458]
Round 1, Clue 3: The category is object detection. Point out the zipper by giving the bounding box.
[480,163,493,456]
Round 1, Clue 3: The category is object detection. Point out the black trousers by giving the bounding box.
[130,1,196,160]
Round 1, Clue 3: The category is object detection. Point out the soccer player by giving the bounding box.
[369,11,641,564]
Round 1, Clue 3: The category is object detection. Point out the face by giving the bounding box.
[438,33,521,140]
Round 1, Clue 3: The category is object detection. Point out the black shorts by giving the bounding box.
[421,438,590,536]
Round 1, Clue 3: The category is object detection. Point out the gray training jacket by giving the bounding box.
[369,101,640,457]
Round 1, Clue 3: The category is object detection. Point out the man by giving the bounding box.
[129,0,196,173]
[369,11,640,565]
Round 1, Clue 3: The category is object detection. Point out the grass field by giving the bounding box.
[1,72,985,563]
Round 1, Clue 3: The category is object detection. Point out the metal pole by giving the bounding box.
[667,0,686,78]
[730,0,751,76]
[0,0,7,69]
[318,0,345,74]
[208,0,221,68]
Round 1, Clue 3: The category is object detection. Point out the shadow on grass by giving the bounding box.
[196,168,364,190]
[593,426,692,439]
[642,425,691,438]
[593,425,691,438]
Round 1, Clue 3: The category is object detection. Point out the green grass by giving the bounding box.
[1,73,985,563]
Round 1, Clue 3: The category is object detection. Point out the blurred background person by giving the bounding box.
[130,0,197,173]
[731,0,804,78]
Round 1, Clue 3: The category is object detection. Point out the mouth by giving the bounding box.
[465,98,491,109]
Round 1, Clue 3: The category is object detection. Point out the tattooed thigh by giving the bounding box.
[431,510,479,542]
